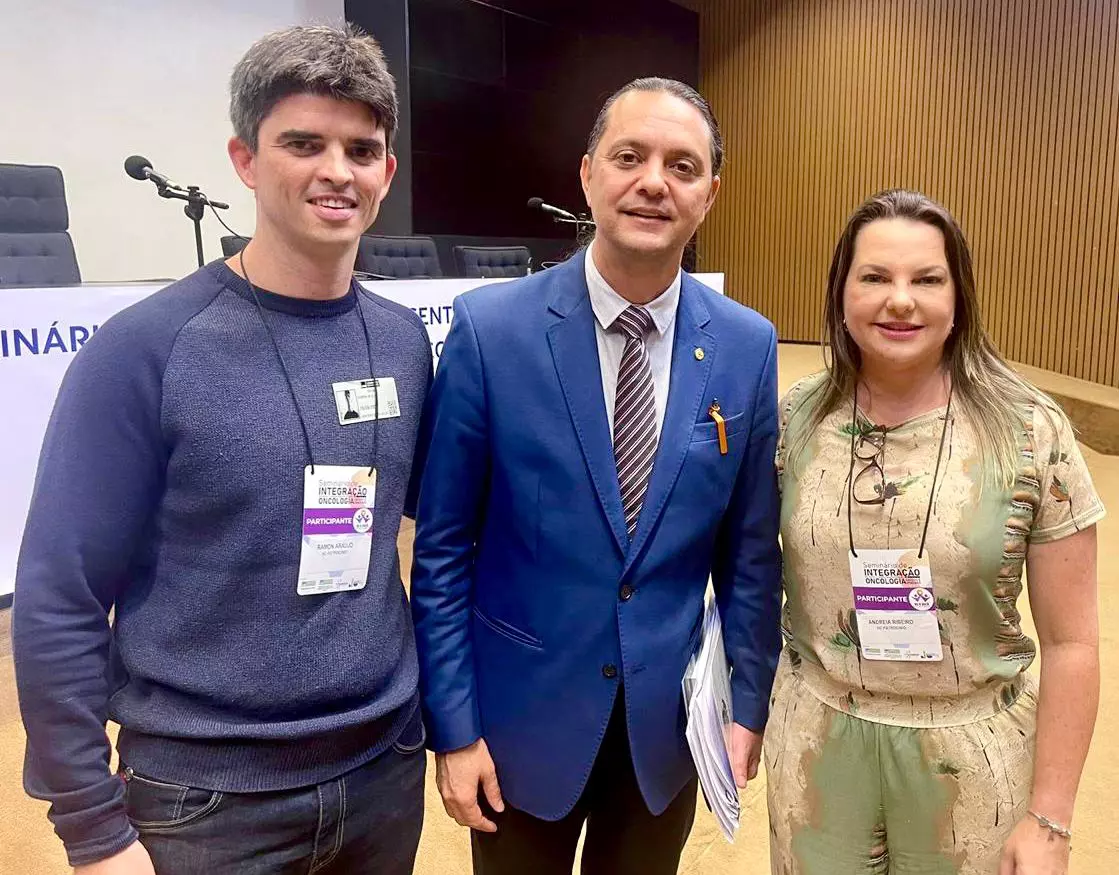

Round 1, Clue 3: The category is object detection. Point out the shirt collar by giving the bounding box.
[585,241,681,337]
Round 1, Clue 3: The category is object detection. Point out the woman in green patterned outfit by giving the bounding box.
[767,190,1103,874]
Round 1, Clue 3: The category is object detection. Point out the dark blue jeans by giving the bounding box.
[122,732,426,874]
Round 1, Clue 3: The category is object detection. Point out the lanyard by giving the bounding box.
[238,251,379,476]
[846,384,953,559]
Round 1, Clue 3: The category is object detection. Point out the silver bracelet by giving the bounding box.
[1027,810,1072,840]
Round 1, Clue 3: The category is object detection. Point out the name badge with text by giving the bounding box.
[848,548,942,661]
[297,465,376,596]
[332,377,401,425]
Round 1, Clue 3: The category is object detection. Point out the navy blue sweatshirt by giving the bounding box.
[12,261,432,866]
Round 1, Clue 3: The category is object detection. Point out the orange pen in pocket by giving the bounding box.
[707,400,728,455]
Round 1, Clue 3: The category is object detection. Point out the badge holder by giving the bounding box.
[846,386,953,662]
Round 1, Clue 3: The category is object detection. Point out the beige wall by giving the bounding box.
[0,0,343,283]
[695,0,1119,389]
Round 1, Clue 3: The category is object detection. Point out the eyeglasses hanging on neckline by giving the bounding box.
[851,423,897,506]
[846,386,954,559]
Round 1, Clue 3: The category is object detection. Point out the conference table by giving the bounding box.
[0,271,724,600]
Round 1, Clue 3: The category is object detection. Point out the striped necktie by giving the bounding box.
[612,305,658,539]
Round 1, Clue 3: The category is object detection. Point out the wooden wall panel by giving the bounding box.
[695,0,1119,388]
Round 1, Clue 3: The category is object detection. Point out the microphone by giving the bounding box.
[123,156,233,268]
[527,197,578,222]
[125,155,183,191]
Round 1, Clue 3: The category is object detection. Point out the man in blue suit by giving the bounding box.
[411,77,782,874]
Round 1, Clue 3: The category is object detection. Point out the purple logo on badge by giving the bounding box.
[352,507,373,533]
[908,587,934,611]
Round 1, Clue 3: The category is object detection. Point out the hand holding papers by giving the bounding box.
[682,597,740,842]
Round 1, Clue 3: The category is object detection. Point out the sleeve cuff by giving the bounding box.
[731,686,769,734]
[1030,503,1106,544]
[423,703,483,754]
[65,818,139,868]
[38,773,139,867]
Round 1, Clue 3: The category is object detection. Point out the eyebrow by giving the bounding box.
[857,263,947,273]
[277,130,384,151]
[609,138,705,165]
[277,129,321,141]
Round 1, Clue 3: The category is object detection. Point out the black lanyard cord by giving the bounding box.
[353,291,380,478]
[238,250,379,477]
[916,387,953,559]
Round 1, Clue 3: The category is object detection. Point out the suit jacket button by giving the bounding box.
[619,584,634,601]
[602,664,618,679]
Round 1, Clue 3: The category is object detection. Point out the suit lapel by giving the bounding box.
[546,253,629,555]
[623,276,714,575]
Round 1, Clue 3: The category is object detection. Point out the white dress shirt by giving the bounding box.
[585,242,682,439]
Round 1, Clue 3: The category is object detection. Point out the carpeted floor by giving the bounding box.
[2,346,1117,873]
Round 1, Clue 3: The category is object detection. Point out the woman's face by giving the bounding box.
[842,217,956,375]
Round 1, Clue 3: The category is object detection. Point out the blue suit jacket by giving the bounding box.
[410,251,781,819]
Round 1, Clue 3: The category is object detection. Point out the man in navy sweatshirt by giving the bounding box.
[13,25,431,875]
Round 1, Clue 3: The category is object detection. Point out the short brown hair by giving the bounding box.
[230,24,398,151]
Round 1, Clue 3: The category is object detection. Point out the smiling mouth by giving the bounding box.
[622,209,670,221]
[308,195,358,210]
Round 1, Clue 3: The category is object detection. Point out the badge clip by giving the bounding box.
[708,400,728,455]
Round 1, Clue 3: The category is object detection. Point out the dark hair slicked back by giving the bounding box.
[586,77,724,176]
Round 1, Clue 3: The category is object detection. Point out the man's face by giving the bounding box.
[229,92,397,253]
[580,90,720,264]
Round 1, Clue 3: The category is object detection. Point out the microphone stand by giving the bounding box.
[157,184,230,268]
[549,214,596,246]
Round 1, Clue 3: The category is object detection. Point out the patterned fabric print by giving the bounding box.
[775,373,1105,727]
[995,425,1038,672]
[765,652,1037,874]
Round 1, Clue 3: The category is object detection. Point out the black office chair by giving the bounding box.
[221,235,250,257]
[0,163,81,286]
[454,245,531,279]
[356,235,442,279]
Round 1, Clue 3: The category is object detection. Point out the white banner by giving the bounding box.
[0,271,723,598]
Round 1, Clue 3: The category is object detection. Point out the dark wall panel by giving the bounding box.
[345,0,699,247]
[407,0,700,239]
[344,0,413,235]
[410,0,504,84]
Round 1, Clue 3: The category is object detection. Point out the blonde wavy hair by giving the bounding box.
[786,189,1063,488]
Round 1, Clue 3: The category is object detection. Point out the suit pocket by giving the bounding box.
[691,410,748,444]
[472,606,544,650]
